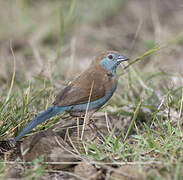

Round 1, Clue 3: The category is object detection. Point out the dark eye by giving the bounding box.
[108,54,113,60]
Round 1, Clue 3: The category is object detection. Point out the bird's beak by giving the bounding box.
[117,54,129,63]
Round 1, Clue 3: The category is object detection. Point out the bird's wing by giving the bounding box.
[54,66,110,107]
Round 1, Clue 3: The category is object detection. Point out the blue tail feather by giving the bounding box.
[14,106,67,142]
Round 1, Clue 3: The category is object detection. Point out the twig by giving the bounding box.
[45,169,86,180]
[66,128,80,155]
[77,117,80,142]
[179,88,183,119]
[1,160,169,166]
[102,164,136,179]
[81,81,94,140]
[6,41,16,103]
[105,111,110,134]
[124,100,142,141]
[54,136,82,161]
[124,45,161,70]
[178,88,183,137]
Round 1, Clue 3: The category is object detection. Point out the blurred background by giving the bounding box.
[0,0,183,124]
[0,0,183,89]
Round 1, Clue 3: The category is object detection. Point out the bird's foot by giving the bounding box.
[87,119,105,143]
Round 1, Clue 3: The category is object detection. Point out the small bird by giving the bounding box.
[14,51,129,142]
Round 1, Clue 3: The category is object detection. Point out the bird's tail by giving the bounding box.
[14,106,67,142]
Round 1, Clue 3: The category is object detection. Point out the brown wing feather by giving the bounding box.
[54,64,109,107]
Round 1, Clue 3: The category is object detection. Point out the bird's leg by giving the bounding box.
[87,119,105,142]
[81,110,95,140]
[81,110,105,142]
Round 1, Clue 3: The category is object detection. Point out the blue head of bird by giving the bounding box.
[94,51,129,74]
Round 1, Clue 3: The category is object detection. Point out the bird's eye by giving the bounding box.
[108,54,113,60]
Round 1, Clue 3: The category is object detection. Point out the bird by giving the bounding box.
[13,51,129,142]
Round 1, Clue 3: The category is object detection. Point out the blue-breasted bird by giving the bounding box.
[14,51,129,142]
